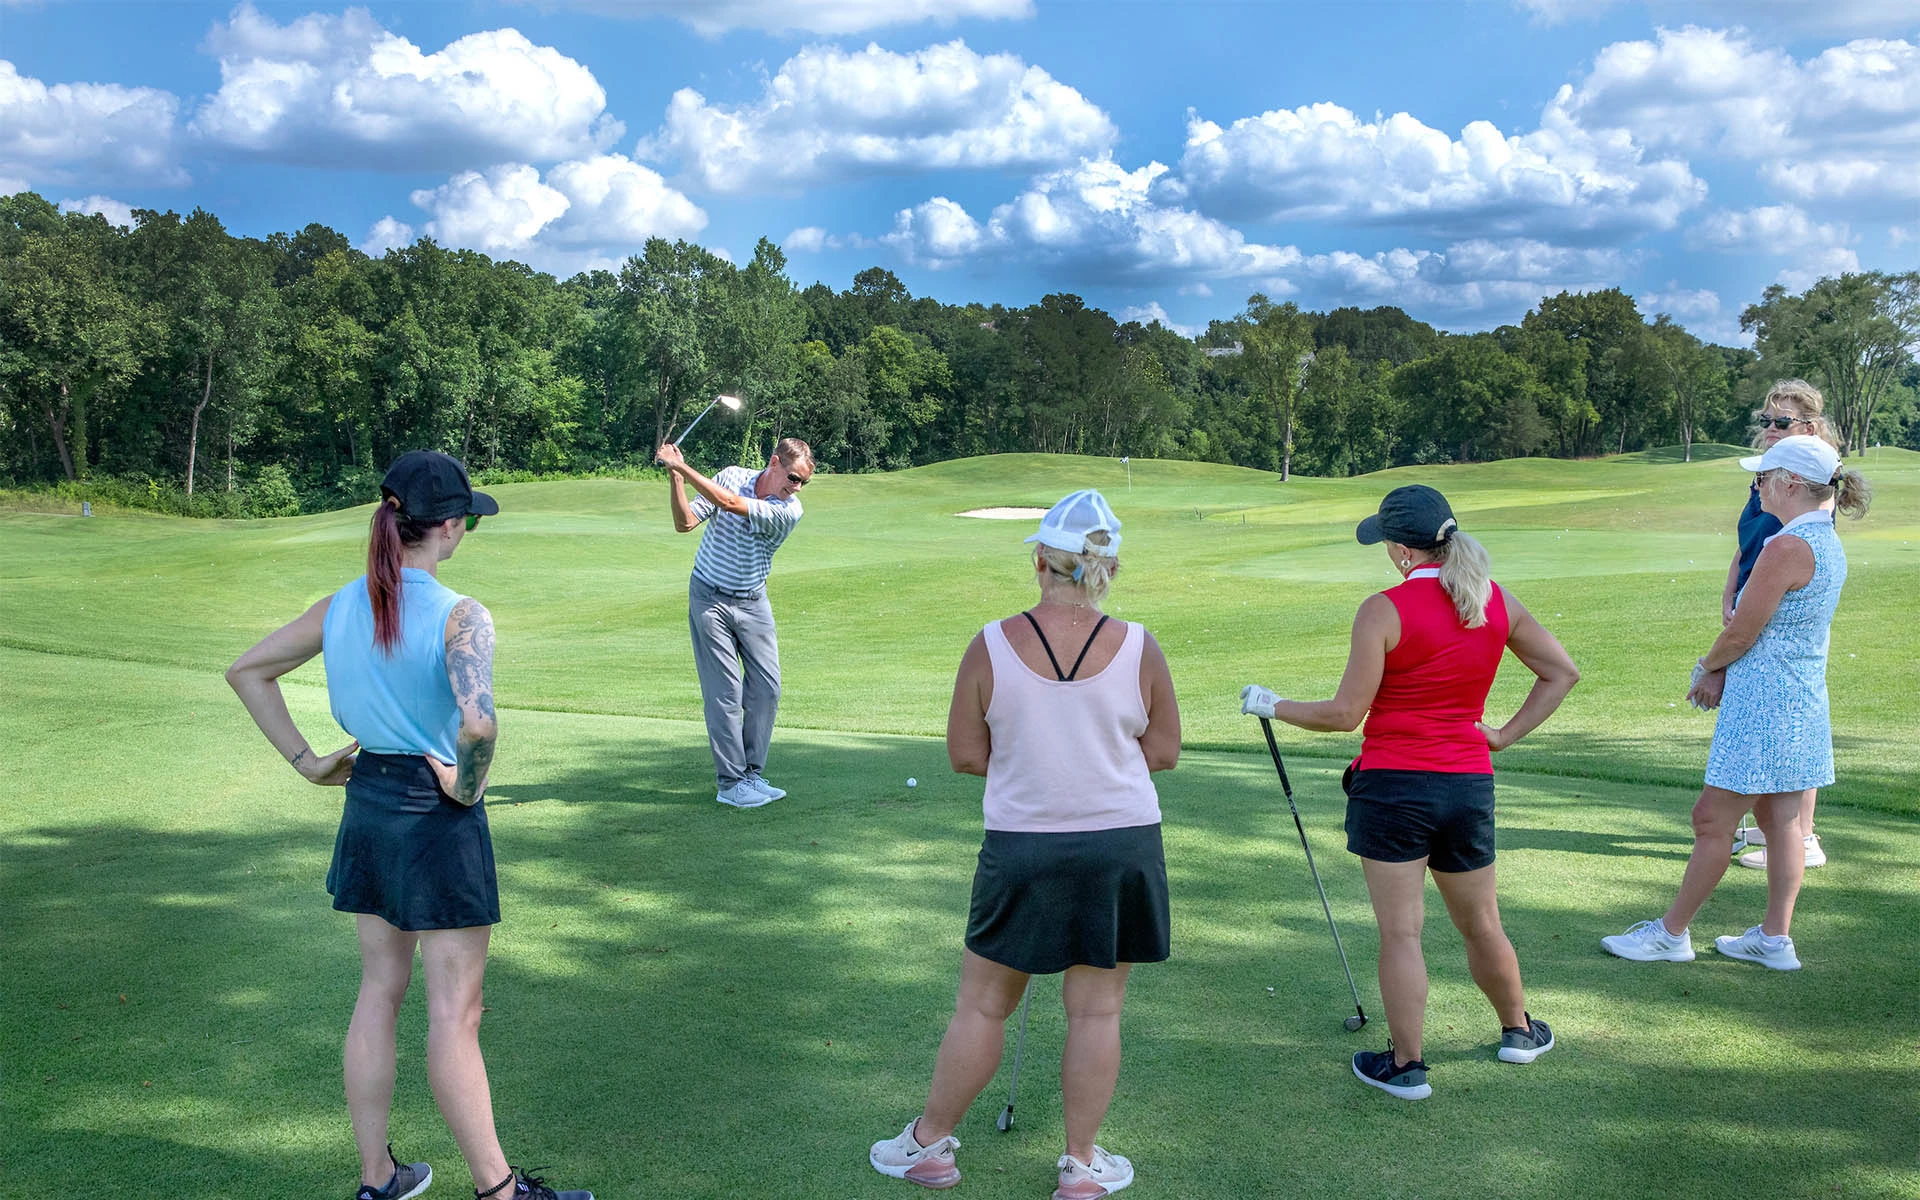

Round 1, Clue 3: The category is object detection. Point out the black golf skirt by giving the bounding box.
[327,752,500,931]
[965,823,1170,974]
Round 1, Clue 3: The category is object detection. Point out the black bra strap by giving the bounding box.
[1065,614,1111,681]
[1020,611,1068,680]
[1020,611,1111,681]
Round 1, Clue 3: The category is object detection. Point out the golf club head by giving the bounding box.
[996,1106,1013,1132]
[1344,1014,1367,1032]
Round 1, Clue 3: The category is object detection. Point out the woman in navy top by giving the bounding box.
[228,452,591,1200]
[1718,381,1840,872]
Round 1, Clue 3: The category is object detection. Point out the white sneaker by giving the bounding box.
[1737,834,1825,870]
[1602,919,1696,962]
[743,772,787,800]
[869,1119,960,1189]
[1053,1146,1133,1199]
[715,781,772,809]
[1714,925,1802,971]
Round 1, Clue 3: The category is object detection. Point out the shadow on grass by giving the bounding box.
[8,740,1918,1199]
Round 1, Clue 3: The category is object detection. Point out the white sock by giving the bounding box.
[1660,920,1685,938]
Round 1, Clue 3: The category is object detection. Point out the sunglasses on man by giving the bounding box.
[784,472,808,486]
[1760,415,1808,430]
[465,513,483,531]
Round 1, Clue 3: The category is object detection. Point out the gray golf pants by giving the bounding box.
[688,575,781,788]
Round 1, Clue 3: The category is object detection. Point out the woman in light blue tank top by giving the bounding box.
[227,452,592,1200]
[1604,437,1870,975]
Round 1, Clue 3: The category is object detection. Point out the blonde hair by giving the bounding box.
[1433,531,1494,628]
[1035,531,1118,603]
[1753,380,1841,450]
[1764,466,1873,520]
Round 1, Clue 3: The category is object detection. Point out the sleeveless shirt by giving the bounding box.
[322,567,466,761]
[1358,565,1510,774]
[979,619,1162,833]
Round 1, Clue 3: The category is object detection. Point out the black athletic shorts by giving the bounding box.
[1342,765,1496,873]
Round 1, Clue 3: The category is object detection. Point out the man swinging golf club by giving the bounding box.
[1241,484,1577,1100]
[656,433,813,808]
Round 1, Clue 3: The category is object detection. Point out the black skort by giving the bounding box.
[327,752,501,931]
[1343,766,1496,874]
[965,823,1170,974]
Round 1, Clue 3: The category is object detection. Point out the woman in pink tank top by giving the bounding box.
[1241,485,1578,1103]
[869,490,1181,1200]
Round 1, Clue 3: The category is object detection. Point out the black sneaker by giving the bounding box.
[357,1145,431,1200]
[1353,1048,1431,1100]
[1498,1013,1555,1063]
[508,1170,593,1200]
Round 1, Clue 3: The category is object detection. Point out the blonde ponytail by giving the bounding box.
[1435,531,1493,628]
[1035,530,1118,603]
[1830,468,1872,519]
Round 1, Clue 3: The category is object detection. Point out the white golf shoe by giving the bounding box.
[743,772,787,801]
[1602,919,1696,962]
[869,1119,960,1189]
[1054,1146,1133,1199]
[1714,925,1802,970]
[715,781,771,808]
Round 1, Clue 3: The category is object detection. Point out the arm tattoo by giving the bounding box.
[446,599,498,803]
[446,600,497,721]
[290,748,311,769]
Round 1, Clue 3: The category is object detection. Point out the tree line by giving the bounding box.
[3,190,1916,516]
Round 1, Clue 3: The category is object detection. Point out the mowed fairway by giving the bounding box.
[5,449,1918,1199]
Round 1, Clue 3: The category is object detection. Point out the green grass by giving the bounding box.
[4,449,1919,1198]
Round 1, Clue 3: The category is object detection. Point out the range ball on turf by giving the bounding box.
[907,778,917,788]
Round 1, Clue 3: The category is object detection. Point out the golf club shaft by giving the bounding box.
[671,398,721,447]
[1005,981,1032,1109]
[1260,718,1368,1019]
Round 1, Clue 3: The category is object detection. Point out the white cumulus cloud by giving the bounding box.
[877,155,1634,321]
[1640,285,1721,320]
[1515,0,1920,37]
[516,0,1033,35]
[390,154,707,274]
[1115,301,1199,337]
[1564,26,1920,212]
[0,60,184,187]
[642,40,1115,193]
[190,3,622,170]
[56,194,135,227]
[1165,97,1705,240]
[1687,204,1854,254]
[360,215,415,257]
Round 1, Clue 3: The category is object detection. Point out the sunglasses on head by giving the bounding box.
[465,513,482,531]
[1761,415,1807,430]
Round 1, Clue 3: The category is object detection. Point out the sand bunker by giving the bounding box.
[957,507,1050,519]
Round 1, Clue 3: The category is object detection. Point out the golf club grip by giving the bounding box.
[1258,718,1294,800]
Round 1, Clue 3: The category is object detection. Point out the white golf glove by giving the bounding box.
[1240,684,1282,718]
[1687,659,1709,711]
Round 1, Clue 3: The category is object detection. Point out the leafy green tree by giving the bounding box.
[1237,293,1315,479]
[0,197,149,480]
[1645,314,1730,461]
[1742,271,1920,454]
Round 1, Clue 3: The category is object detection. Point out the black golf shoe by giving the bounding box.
[1353,1047,1432,1100]
[356,1146,431,1200]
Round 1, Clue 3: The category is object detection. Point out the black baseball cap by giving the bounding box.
[1356,484,1457,549]
[380,451,499,522]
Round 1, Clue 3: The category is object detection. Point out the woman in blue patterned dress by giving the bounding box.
[1603,436,1870,971]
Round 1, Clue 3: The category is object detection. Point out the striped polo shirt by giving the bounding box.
[690,465,803,593]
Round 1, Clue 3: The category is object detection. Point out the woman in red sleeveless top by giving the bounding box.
[1241,485,1578,1101]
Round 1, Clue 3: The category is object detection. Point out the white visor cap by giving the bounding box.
[1025,488,1122,557]
[1740,434,1841,485]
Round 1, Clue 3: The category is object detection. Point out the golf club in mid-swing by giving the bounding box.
[671,393,743,447]
[1259,717,1369,1033]
[995,980,1034,1132]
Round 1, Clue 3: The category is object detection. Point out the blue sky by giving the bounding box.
[5,0,1917,343]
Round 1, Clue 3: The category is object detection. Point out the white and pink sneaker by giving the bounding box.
[870,1119,960,1190]
[1054,1146,1134,1199]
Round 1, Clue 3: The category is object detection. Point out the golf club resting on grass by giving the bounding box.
[204,374,1884,1197]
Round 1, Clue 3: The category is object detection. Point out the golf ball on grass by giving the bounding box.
[907,778,917,788]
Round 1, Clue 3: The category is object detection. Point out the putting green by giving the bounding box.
[4,447,1918,1198]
